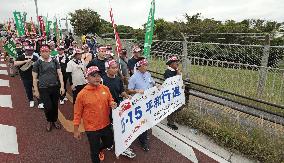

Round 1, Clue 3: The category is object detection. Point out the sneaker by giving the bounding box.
[60,100,64,105]
[141,144,149,152]
[99,151,104,161]
[121,148,136,158]
[38,103,44,109]
[29,101,35,108]
[63,97,68,101]
[106,145,113,151]
[167,123,178,130]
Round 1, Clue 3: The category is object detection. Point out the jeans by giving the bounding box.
[39,86,60,122]
[86,125,113,163]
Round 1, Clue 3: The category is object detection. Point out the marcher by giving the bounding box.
[87,45,108,76]
[48,41,58,57]
[81,44,93,64]
[14,45,39,107]
[74,66,117,163]
[117,49,129,85]
[128,57,155,151]
[56,45,71,105]
[127,45,142,76]
[66,48,87,104]
[102,59,136,158]
[32,45,65,132]
[164,55,182,130]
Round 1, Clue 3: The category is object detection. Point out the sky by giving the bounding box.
[1,0,284,29]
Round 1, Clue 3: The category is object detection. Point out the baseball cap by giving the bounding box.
[105,59,117,68]
[86,66,101,77]
[166,55,180,65]
[135,57,148,67]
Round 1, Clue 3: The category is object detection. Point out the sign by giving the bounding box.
[4,40,18,59]
[113,75,185,156]
[143,0,155,59]
[13,11,25,36]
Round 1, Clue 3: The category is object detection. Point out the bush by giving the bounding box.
[175,106,284,163]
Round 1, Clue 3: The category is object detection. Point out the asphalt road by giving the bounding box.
[0,57,216,163]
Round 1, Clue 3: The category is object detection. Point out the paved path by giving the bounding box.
[0,56,217,163]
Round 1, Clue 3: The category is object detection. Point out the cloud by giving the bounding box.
[1,0,283,29]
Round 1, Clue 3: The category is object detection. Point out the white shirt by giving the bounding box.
[66,59,87,86]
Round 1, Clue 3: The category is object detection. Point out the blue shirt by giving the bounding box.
[128,71,155,91]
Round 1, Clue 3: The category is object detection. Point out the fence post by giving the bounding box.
[182,38,191,104]
[257,34,270,98]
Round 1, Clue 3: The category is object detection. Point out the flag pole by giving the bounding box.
[34,0,41,36]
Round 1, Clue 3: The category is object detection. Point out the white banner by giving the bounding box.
[112,75,185,156]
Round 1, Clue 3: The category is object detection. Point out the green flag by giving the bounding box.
[4,40,18,59]
[13,11,25,36]
[46,21,52,38]
[143,0,155,59]
[53,20,58,40]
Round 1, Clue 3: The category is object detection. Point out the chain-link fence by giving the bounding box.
[98,37,284,106]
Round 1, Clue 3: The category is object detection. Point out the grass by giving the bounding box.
[148,57,284,108]
[175,104,284,163]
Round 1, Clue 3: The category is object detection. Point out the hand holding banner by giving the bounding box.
[112,75,185,157]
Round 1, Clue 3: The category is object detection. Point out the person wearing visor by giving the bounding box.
[56,46,71,105]
[66,48,87,104]
[81,44,93,64]
[14,45,39,108]
[164,55,182,130]
[128,57,155,152]
[128,45,142,76]
[48,41,58,57]
[87,45,108,76]
[74,66,117,163]
[32,45,65,132]
[117,49,129,85]
[102,59,136,158]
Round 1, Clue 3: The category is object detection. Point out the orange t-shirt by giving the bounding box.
[73,84,114,131]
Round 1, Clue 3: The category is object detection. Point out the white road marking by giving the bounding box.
[0,70,8,75]
[0,124,19,154]
[0,64,7,68]
[153,123,229,163]
[0,95,13,108]
[153,124,199,163]
[0,79,10,87]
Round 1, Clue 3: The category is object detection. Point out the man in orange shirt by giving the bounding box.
[73,66,117,163]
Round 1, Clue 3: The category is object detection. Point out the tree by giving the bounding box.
[69,9,104,35]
